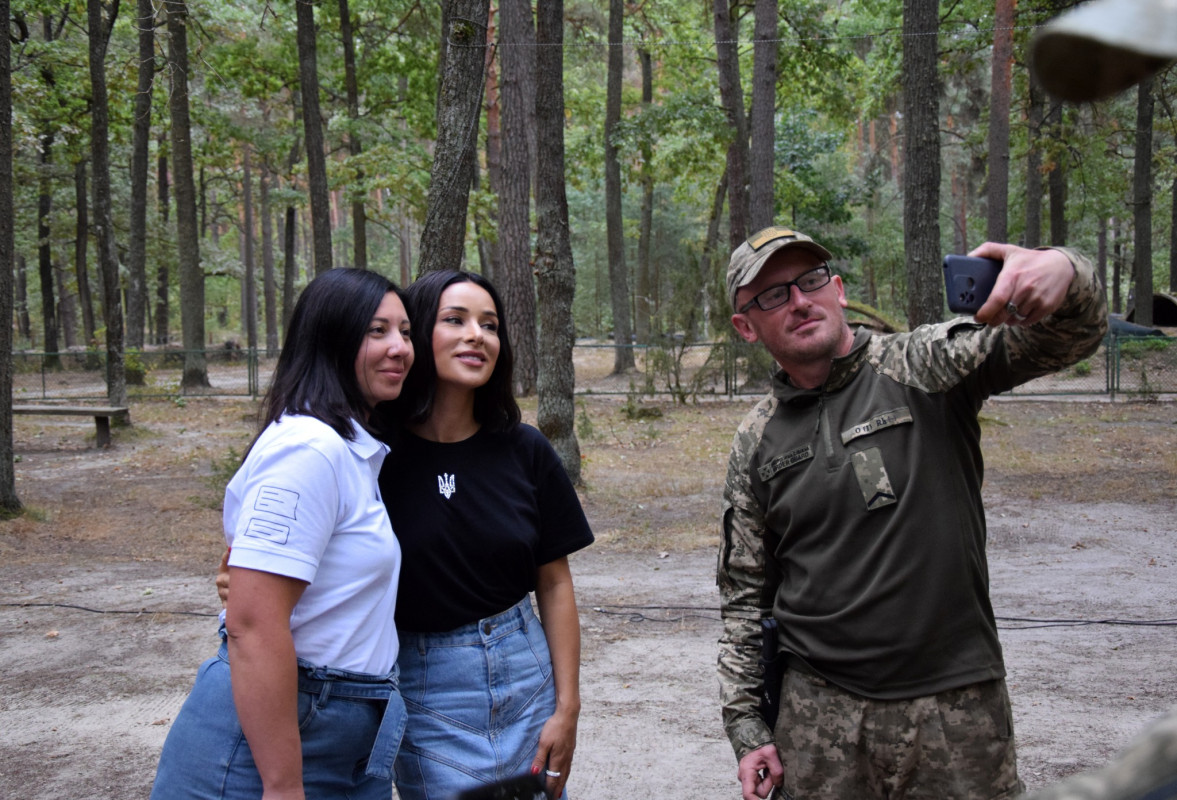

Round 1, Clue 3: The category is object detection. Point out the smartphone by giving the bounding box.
[943,255,1002,314]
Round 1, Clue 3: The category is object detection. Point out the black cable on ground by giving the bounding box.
[0,601,219,618]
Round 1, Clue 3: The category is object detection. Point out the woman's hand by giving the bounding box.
[531,705,578,798]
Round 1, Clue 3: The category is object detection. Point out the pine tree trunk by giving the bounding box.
[167,0,208,388]
[38,134,60,365]
[1024,80,1044,250]
[499,0,537,395]
[0,0,20,512]
[261,168,278,355]
[88,0,127,407]
[297,0,333,275]
[419,0,490,275]
[986,0,1014,242]
[339,0,367,270]
[154,147,170,345]
[749,0,778,232]
[534,0,581,484]
[901,0,943,327]
[635,49,654,346]
[605,0,633,373]
[715,0,750,247]
[126,0,154,349]
[242,145,257,352]
[1133,78,1154,327]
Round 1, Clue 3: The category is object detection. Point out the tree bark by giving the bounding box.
[901,0,942,327]
[498,0,537,395]
[749,0,778,232]
[986,0,1014,242]
[166,0,208,388]
[261,166,278,355]
[72,164,94,347]
[88,0,128,408]
[715,0,750,247]
[154,145,169,344]
[16,254,30,341]
[1024,78,1044,249]
[38,132,60,365]
[479,7,501,283]
[242,144,257,351]
[534,0,581,483]
[635,49,653,346]
[126,0,154,349]
[1171,173,1177,293]
[419,0,490,275]
[297,0,333,275]
[1133,77,1154,327]
[605,0,634,373]
[283,206,297,331]
[339,0,367,270]
[0,0,20,512]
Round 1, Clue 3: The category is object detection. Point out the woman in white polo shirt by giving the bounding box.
[150,268,414,800]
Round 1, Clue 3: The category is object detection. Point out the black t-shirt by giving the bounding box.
[379,423,594,632]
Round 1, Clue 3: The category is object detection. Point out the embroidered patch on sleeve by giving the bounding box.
[254,486,299,519]
[757,445,814,482]
[851,447,898,511]
[244,517,291,544]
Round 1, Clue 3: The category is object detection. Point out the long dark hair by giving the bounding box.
[260,268,403,440]
[395,270,520,433]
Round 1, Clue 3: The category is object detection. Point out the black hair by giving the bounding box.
[395,270,520,433]
[260,268,403,440]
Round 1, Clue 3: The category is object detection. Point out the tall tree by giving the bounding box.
[604,0,634,373]
[901,0,943,327]
[36,14,61,368]
[418,0,490,275]
[154,140,169,345]
[296,0,332,275]
[166,0,208,388]
[0,0,21,513]
[88,0,128,408]
[498,0,537,395]
[242,144,257,351]
[261,166,278,354]
[1133,77,1154,327]
[635,48,654,345]
[1047,99,1067,246]
[339,0,367,269]
[749,0,778,231]
[986,0,1014,242]
[534,0,580,483]
[714,0,750,247]
[126,0,155,349]
[74,160,96,343]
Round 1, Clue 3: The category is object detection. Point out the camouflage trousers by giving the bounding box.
[772,669,1023,800]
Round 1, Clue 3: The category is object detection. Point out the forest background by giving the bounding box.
[1,0,1176,511]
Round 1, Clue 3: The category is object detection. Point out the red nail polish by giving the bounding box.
[531,765,540,775]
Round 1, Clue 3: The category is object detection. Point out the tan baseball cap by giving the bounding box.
[727,227,834,311]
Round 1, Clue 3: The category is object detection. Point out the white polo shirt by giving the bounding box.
[224,414,400,674]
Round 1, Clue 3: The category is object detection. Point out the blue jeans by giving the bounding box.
[394,597,568,800]
[150,639,406,800]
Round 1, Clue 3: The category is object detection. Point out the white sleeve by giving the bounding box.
[226,435,341,584]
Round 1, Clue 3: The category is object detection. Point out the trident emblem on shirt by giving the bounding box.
[438,473,456,499]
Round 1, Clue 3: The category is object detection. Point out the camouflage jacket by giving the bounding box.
[717,249,1107,761]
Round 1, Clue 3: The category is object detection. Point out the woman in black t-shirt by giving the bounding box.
[378,270,593,800]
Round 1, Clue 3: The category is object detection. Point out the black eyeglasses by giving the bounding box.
[737,265,832,314]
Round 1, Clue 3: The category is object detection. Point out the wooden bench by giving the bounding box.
[12,405,130,448]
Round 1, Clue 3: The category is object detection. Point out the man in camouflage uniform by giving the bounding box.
[716,227,1108,800]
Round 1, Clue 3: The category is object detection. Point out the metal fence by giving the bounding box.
[9,333,1176,403]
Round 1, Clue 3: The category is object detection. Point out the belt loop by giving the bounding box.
[318,679,332,708]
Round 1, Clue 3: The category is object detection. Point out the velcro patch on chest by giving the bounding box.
[757,444,815,482]
[851,447,897,510]
[840,407,913,446]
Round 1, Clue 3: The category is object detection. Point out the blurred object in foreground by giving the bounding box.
[1031,0,1177,102]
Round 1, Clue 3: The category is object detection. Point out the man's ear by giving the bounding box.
[833,275,849,309]
[731,313,759,343]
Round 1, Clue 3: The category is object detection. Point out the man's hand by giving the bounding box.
[216,548,230,607]
[738,743,783,800]
[970,242,1075,327]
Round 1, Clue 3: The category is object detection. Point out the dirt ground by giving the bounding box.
[1,393,1175,799]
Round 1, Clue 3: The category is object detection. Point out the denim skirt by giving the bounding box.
[150,638,406,800]
[394,596,568,800]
